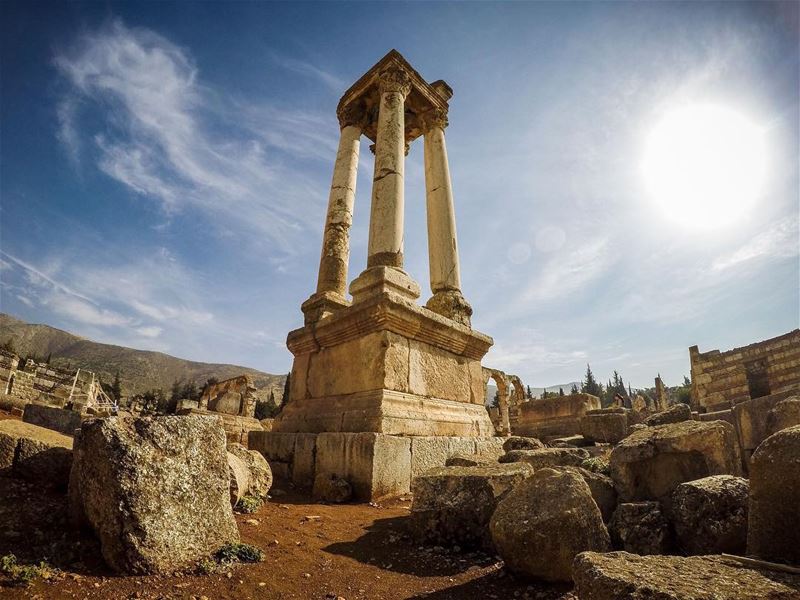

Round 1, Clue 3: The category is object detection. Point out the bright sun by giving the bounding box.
[642,104,766,229]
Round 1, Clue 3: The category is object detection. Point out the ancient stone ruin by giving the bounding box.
[250,50,504,500]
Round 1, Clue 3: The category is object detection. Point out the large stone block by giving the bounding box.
[514,394,600,438]
[247,431,316,488]
[608,502,671,555]
[610,420,742,502]
[0,420,72,487]
[643,403,691,427]
[581,409,629,444]
[747,425,800,564]
[767,397,800,435]
[733,390,800,453]
[69,415,238,574]
[228,442,273,499]
[499,447,588,469]
[490,468,610,582]
[671,475,748,555]
[573,552,800,600]
[409,436,477,480]
[22,403,83,436]
[312,432,411,501]
[410,463,533,550]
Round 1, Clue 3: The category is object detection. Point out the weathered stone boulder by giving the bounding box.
[444,453,493,467]
[627,423,647,434]
[556,466,617,523]
[0,419,72,487]
[581,408,628,444]
[227,451,251,506]
[610,420,741,502]
[747,425,800,565]
[548,434,592,447]
[573,551,800,600]
[643,403,691,427]
[315,475,353,503]
[608,502,671,555]
[410,463,533,550]
[499,447,589,469]
[670,475,748,555]
[502,436,544,452]
[69,415,239,574]
[767,397,800,435]
[490,468,610,582]
[228,442,272,499]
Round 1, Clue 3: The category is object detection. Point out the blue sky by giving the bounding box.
[1,1,798,388]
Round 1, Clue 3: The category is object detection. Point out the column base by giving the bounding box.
[301,291,351,325]
[349,266,421,304]
[426,289,473,327]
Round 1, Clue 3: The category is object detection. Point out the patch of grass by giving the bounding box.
[0,554,57,587]
[581,456,610,475]
[196,557,219,575]
[235,495,262,514]
[214,543,265,564]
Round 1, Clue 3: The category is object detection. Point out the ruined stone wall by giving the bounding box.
[513,393,601,439]
[690,329,800,413]
[0,351,87,406]
[199,375,257,418]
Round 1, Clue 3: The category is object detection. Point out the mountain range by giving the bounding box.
[0,313,286,401]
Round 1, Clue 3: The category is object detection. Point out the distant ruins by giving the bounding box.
[198,374,258,418]
[690,329,800,412]
[252,50,503,499]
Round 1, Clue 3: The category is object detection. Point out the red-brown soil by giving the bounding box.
[0,409,574,600]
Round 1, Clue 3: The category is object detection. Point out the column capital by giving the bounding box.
[337,103,366,130]
[420,108,449,133]
[377,66,412,98]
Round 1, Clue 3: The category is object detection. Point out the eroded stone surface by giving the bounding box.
[490,468,610,582]
[0,419,72,487]
[671,475,748,555]
[767,397,800,435]
[502,436,544,452]
[573,551,800,600]
[610,420,741,502]
[747,424,800,565]
[499,447,589,469]
[69,415,238,574]
[643,403,691,427]
[228,442,273,500]
[581,409,629,444]
[411,463,533,550]
[608,502,671,555]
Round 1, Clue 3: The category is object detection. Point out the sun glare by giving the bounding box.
[642,104,766,229]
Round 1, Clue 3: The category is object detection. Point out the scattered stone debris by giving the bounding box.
[670,475,749,555]
[573,551,800,600]
[315,475,354,503]
[608,502,672,555]
[69,415,239,574]
[643,402,691,426]
[411,463,533,551]
[490,468,610,582]
[747,424,800,565]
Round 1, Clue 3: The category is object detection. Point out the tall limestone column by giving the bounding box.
[350,66,420,303]
[302,106,362,323]
[421,108,473,327]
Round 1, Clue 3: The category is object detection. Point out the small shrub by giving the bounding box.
[235,495,262,514]
[581,456,610,475]
[196,557,218,575]
[215,543,264,564]
[0,554,56,587]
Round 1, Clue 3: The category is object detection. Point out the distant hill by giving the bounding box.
[0,313,286,402]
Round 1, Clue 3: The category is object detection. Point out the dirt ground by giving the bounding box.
[0,410,575,600]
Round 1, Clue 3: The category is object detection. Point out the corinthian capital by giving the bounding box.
[337,103,366,130]
[420,108,449,133]
[378,66,412,97]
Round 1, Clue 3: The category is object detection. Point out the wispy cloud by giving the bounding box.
[54,19,335,252]
[713,217,799,271]
[269,53,345,91]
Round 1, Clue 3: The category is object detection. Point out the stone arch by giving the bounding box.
[507,374,525,406]
[483,367,510,436]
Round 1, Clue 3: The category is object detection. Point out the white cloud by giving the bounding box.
[713,217,799,271]
[269,53,345,91]
[54,19,335,252]
[135,326,163,338]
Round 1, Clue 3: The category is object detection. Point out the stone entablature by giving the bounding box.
[199,375,257,419]
[690,329,800,412]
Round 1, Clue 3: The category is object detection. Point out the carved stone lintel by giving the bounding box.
[378,66,412,98]
[420,108,449,133]
[337,102,366,130]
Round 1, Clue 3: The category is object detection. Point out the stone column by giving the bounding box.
[421,109,473,327]
[302,105,362,324]
[349,67,420,304]
[366,67,411,269]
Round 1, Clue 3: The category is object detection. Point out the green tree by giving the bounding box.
[559,387,565,396]
[111,371,122,401]
[581,364,602,397]
[489,389,500,409]
[282,372,292,405]
[0,338,16,354]
[526,385,532,399]
[570,383,579,394]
